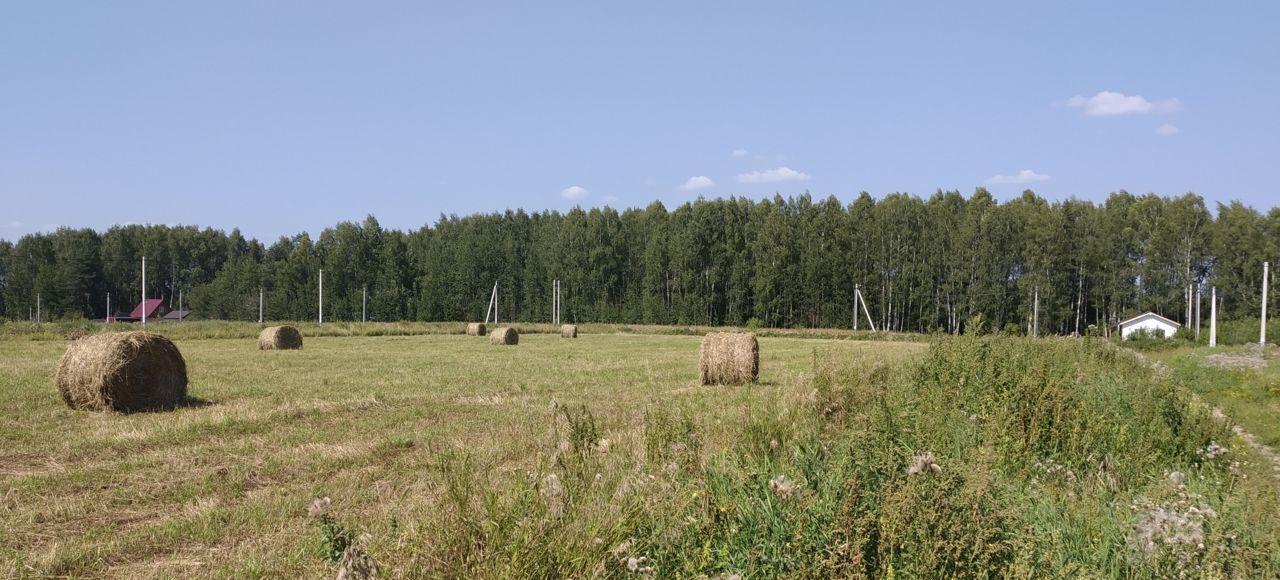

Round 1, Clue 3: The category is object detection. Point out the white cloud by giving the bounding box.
[984,169,1050,185]
[1066,91,1180,116]
[732,148,749,157]
[681,176,715,191]
[736,167,810,184]
[1156,123,1180,136]
[560,185,589,200]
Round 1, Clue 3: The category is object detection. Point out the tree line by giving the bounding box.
[2,189,1277,334]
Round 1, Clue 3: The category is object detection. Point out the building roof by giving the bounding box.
[129,298,167,319]
[162,309,190,320]
[1118,311,1181,328]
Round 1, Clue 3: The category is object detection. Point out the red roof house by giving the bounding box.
[112,298,171,322]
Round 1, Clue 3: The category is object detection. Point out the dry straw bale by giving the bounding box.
[466,322,487,336]
[258,325,303,350]
[490,327,519,345]
[55,331,188,412]
[698,332,759,385]
[560,324,578,338]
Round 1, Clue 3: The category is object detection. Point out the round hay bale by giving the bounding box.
[698,332,759,385]
[560,324,578,338]
[490,327,519,345]
[55,331,188,412]
[258,325,303,350]
[466,322,487,336]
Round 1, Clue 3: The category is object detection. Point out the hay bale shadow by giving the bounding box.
[122,395,215,414]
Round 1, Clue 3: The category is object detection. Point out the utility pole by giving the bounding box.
[1033,287,1039,337]
[1186,283,1192,327]
[1263,262,1270,347]
[485,282,499,324]
[853,283,859,331]
[106,292,111,323]
[318,269,324,325]
[258,288,264,324]
[362,286,367,323]
[1195,286,1201,340]
[141,255,147,328]
[855,286,876,332]
[1210,286,1218,348]
[36,293,41,324]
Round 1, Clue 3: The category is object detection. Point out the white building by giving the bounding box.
[1118,312,1181,339]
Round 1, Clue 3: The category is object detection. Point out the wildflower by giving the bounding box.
[769,475,797,499]
[1196,441,1228,461]
[1132,502,1217,557]
[907,451,942,476]
[308,497,332,518]
[626,556,654,574]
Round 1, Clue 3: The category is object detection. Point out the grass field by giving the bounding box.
[1148,344,1280,448]
[0,329,921,578]
[3,326,1279,578]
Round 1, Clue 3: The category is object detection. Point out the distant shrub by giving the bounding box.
[744,317,763,330]
[1002,322,1021,336]
[963,313,987,336]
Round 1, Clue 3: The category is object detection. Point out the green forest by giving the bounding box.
[2,189,1277,334]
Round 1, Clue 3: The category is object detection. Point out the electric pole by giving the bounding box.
[1032,287,1039,337]
[1210,286,1217,348]
[1262,262,1270,347]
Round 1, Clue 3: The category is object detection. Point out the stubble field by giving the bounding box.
[0,329,921,578]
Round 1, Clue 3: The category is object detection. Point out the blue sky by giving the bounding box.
[2,1,1276,241]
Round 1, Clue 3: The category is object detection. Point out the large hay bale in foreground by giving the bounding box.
[466,323,486,336]
[560,324,578,338]
[699,332,759,385]
[55,331,188,412]
[490,327,519,345]
[258,325,303,350]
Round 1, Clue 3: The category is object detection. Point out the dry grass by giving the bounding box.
[54,331,188,412]
[698,332,759,385]
[465,323,486,337]
[490,327,518,345]
[0,331,921,578]
[257,326,303,350]
[560,324,578,339]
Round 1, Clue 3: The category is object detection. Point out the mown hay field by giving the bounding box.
[0,330,922,578]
